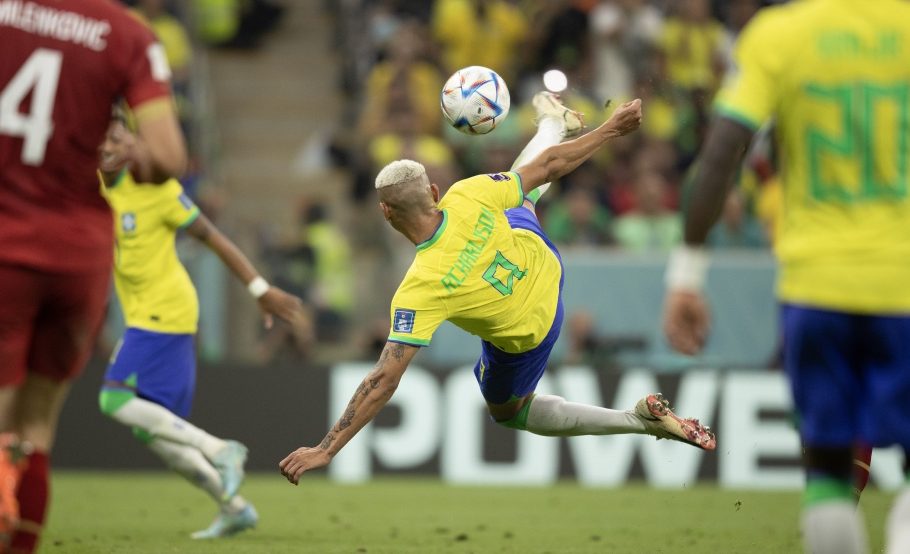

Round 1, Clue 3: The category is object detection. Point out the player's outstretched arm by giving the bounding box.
[279,342,419,485]
[662,116,755,355]
[514,99,643,195]
[184,213,305,328]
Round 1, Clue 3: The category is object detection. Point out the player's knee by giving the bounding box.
[494,397,536,431]
[98,387,135,418]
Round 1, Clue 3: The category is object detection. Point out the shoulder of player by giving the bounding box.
[447,172,515,194]
[742,1,818,37]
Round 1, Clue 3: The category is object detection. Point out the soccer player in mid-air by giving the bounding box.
[661,0,910,552]
[97,113,307,538]
[1,1,187,551]
[280,92,716,486]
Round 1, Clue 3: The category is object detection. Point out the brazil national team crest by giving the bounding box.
[121,212,137,232]
[393,309,416,334]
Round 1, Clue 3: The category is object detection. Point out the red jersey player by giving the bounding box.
[0,1,187,551]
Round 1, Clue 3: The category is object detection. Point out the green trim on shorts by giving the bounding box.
[496,394,537,430]
[803,478,854,506]
[98,386,136,416]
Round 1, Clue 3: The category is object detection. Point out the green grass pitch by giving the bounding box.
[45,472,893,554]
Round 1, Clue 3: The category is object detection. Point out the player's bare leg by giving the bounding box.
[0,386,20,547]
[6,375,72,553]
[852,444,873,503]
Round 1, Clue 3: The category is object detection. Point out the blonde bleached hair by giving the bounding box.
[375,159,426,189]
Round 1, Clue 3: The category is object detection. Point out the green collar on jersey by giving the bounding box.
[107,168,128,189]
[416,209,448,252]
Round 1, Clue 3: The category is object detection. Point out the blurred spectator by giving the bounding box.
[368,130,460,196]
[657,0,726,93]
[612,170,681,252]
[544,162,613,247]
[589,0,664,104]
[254,198,355,362]
[545,186,613,247]
[130,0,194,135]
[430,0,528,84]
[706,188,769,249]
[523,0,592,91]
[656,0,727,155]
[357,21,444,141]
[563,309,648,368]
[300,201,354,343]
[193,0,285,49]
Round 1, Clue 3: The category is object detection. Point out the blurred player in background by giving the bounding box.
[280,93,716,486]
[661,1,910,552]
[97,113,306,539]
[0,1,187,551]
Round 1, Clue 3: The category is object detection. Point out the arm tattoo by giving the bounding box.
[371,348,389,375]
[319,433,336,450]
[332,343,406,437]
[339,404,355,430]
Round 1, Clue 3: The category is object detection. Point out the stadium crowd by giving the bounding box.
[103,0,786,361]
[330,0,777,255]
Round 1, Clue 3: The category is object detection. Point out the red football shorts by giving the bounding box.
[0,263,111,387]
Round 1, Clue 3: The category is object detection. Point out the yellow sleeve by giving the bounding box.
[446,172,524,213]
[713,10,785,130]
[388,274,448,347]
[158,179,200,229]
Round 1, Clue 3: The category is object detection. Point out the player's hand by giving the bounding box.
[605,98,643,137]
[662,289,710,356]
[280,447,332,485]
[257,286,306,329]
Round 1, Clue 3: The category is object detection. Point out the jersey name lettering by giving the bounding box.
[441,207,495,293]
[0,1,111,51]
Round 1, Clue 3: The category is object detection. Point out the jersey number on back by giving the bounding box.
[483,251,527,296]
[806,82,909,202]
[0,49,63,166]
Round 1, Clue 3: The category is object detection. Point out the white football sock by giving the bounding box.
[147,438,248,512]
[803,500,868,554]
[512,117,566,203]
[110,397,228,461]
[886,485,910,554]
[525,394,646,437]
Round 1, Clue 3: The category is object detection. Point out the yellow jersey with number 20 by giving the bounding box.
[388,172,562,353]
[715,0,910,314]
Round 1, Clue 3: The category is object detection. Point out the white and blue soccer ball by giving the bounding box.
[440,66,510,135]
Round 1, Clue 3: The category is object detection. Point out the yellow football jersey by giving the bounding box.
[101,172,200,333]
[388,172,562,353]
[715,0,910,313]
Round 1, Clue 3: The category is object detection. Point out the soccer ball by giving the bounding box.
[440,66,510,135]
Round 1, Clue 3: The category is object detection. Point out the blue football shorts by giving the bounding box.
[472,205,565,405]
[781,304,910,450]
[103,328,197,418]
